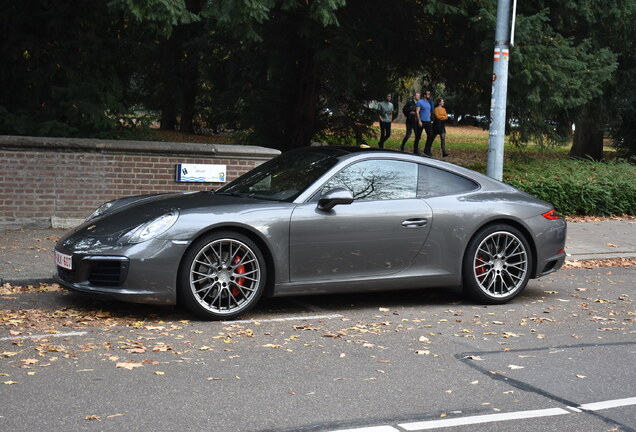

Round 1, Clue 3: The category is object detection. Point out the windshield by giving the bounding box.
[216,149,342,202]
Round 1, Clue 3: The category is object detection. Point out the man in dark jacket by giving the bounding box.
[400,92,420,153]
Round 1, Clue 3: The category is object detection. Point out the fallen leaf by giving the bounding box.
[115,362,144,370]
[85,415,101,421]
[464,355,484,361]
[502,332,521,338]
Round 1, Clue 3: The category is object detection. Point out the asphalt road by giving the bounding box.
[1,267,635,432]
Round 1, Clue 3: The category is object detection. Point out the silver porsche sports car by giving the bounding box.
[55,146,566,320]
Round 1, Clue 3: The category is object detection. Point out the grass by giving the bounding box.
[368,123,586,172]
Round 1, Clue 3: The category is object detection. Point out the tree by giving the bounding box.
[541,0,636,159]
[0,0,198,137]
[204,0,432,150]
[504,1,634,159]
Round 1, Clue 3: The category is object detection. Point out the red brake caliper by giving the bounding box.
[475,255,486,277]
[232,255,245,297]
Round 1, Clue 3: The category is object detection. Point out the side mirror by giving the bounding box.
[318,188,354,211]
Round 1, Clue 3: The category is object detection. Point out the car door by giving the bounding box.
[289,159,433,282]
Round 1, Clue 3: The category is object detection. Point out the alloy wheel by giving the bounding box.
[472,231,528,298]
[189,238,262,316]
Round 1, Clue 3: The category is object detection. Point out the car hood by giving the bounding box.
[59,192,268,248]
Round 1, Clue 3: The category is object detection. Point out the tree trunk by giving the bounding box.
[569,104,604,160]
[284,48,321,151]
[178,0,204,134]
[159,36,180,131]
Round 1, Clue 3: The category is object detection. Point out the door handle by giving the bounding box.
[401,218,428,228]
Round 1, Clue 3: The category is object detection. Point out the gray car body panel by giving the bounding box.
[55,148,566,306]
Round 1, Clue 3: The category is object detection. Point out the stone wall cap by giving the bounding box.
[0,135,281,159]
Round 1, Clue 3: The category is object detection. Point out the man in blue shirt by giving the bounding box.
[415,90,434,156]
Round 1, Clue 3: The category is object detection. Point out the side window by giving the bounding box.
[322,160,418,201]
[418,165,479,198]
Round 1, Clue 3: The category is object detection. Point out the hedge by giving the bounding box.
[504,159,636,216]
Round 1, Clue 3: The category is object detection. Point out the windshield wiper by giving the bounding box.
[215,191,256,198]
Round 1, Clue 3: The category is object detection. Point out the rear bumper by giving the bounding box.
[536,250,567,277]
[526,215,567,278]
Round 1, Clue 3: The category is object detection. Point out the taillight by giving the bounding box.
[542,209,562,220]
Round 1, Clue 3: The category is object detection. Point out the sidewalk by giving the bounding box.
[1,221,635,286]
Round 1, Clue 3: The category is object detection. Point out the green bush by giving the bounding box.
[504,159,636,216]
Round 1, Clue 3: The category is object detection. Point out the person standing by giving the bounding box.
[377,93,394,148]
[400,92,420,152]
[432,98,450,157]
[415,90,434,156]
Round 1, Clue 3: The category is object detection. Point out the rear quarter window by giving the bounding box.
[417,165,479,198]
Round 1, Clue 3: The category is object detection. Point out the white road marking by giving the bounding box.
[223,313,343,324]
[399,408,569,430]
[0,331,88,341]
[328,396,636,432]
[579,397,636,411]
[327,427,400,432]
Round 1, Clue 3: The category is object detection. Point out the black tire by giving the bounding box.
[178,231,266,320]
[462,224,532,304]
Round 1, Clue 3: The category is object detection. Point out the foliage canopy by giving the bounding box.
[1,0,634,157]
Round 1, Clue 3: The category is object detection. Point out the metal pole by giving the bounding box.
[486,0,512,181]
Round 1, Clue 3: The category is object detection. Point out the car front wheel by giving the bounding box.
[462,224,532,304]
[178,231,266,320]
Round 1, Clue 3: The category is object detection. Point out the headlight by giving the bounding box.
[86,201,116,221]
[128,211,179,244]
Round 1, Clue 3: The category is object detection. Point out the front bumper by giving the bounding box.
[54,239,189,306]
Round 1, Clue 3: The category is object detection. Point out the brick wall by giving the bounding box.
[0,136,280,228]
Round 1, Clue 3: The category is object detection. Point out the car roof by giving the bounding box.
[288,145,401,157]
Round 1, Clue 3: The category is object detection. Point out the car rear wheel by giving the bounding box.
[462,224,532,304]
[178,231,266,320]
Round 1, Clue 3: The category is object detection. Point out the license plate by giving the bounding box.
[55,250,73,270]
